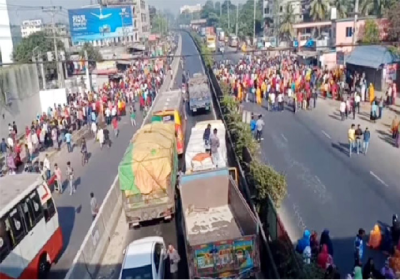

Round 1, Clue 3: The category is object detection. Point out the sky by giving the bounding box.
[7,0,217,24]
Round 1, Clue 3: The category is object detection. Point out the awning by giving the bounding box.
[346,45,400,69]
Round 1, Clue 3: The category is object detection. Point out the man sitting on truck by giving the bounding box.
[210,128,220,168]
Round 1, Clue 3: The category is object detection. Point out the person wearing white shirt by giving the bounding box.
[91,122,97,137]
[111,106,117,117]
[43,154,51,179]
[277,93,284,111]
[105,107,111,125]
[339,101,346,121]
[354,94,361,114]
[269,92,276,111]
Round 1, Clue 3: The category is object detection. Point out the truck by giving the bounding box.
[219,31,225,42]
[185,120,227,173]
[187,73,212,114]
[118,122,178,227]
[206,34,217,51]
[179,167,260,279]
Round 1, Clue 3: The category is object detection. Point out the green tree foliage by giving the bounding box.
[386,1,400,41]
[310,0,330,20]
[151,14,168,35]
[79,42,103,68]
[279,3,295,40]
[360,0,396,16]
[12,31,65,63]
[330,0,348,18]
[361,19,380,44]
[191,32,214,67]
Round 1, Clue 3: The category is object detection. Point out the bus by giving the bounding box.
[229,35,238,48]
[151,90,186,155]
[0,174,63,279]
[206,35,216,52]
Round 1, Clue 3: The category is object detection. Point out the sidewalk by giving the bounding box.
[89,34,182,280]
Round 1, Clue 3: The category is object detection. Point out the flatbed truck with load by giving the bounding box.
[185,120,227,173]
[179,167,260,279]
[187,73,212,114]
[118,122,178,227]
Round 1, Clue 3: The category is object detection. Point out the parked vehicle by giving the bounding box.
[119,123,178,227]
[179,167,260,279]
[187,73,212,114]
[119,237,167,279]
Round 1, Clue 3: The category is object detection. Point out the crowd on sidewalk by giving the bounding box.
[1,57,167,179]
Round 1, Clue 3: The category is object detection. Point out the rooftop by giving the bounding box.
[152,90,182,112]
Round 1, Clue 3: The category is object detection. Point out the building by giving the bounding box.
[0,0,23,64]
[133,0,150,40]
[263,0,303,29]
[21,19,43,38]
[180,4,202,14]
[43,23,71,49]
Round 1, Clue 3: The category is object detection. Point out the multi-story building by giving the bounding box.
[0,0,23,63]
[133,0,150,40]
[21,19,44,38]
[43,23,71,49]
[263,0,303,35]
[180,4,202,14]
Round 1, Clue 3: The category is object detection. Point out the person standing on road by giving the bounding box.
[130,106,137,127]
[97,127,104,149]
[65,130,73,153]
[210,128,220,168]
[340,100,346,121]
[348,124,356,157]
[256,115,265,142]
[363,127,370,155]
[54,163,62,193]
[43,154,51,179]
[168,244,181,279]
[391,116,399,140]
[90,192,99,221]
[354,228,366,266]
[378,97,384,119]
[355,125,363,154]
[250,115,256,138]
[112,117,119,137]
[354,93,361,114]
[91,121,97,138]
[66,161,75,195]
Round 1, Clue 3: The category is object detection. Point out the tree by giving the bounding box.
[79,43,103,67]
[361,19,380,44]
[12,31,65,63]
[360,0,395,16]
[279,3,295,40]
[330,0,348,18]
[151,14,168,35]
[310,0,330,20]
[386,1,400,41]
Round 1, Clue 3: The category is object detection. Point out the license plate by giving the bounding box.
[193,108,197,112]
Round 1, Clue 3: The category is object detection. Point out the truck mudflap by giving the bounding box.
[124,202,175,227]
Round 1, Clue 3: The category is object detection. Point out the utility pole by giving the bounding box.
[352,0,359,46]
[84,50,92,91]
[253,0,256,45]
[42,6,64,88]
[220,1,222,17]
[228,0,230,31]
[235,2,239,37]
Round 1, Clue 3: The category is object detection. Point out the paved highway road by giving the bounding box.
[114,31,216,279]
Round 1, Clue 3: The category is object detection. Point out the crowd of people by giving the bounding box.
[213,53,400,278]
[1,55,169,181]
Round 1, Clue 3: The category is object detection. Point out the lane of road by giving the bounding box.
[119,31,215,279]
[211,48,400,274]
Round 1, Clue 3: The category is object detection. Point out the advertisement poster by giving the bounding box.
[385,63,398,83]
[234,237,255,272]
[194,244,215,273]
[214,241,234,271]
[68,6,134,44]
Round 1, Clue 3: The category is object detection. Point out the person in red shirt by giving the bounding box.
[112,117,119,137]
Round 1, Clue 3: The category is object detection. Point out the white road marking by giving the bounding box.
[370,171,389,187]
[321,130,332,139]
[281,133,288,142]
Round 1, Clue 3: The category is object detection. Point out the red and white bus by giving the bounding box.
[0,173,63,279]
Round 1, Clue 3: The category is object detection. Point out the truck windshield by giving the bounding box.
[120,265,153,279]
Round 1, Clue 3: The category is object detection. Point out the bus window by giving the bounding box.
[0,219,12,263]
[43,198,56,223]
[28,191,44,225]
[21,201,34,231]
[7,208,26,248]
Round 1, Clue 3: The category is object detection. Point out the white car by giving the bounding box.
[119,237,167,279]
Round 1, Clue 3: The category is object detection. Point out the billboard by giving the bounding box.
[68,6,134,44]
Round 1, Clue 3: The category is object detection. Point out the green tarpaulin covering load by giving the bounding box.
[118,123,178,196]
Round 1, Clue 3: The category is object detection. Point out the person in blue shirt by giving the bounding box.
[354,228,366,265]
[64,130,73,153]
[363,127,371,154]
[0,138,8,154]
[250,115,256,137]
